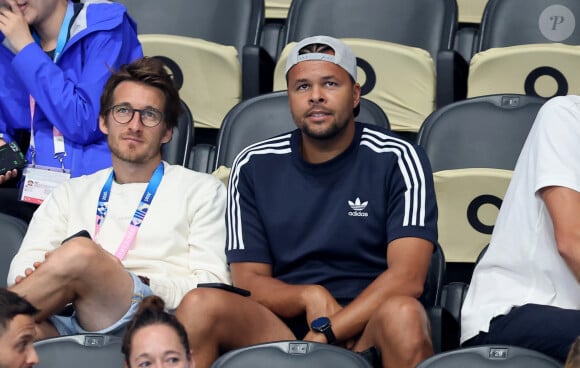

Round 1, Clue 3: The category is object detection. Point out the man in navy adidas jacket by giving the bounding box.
[176,35,438,368]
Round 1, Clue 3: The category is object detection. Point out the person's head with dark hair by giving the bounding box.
[122,295,191,368]
[566,336,580,368]
[283,36,361,160]
[286,37,361,119]
[0,288,39,368]
[100,56,182,130]
[99,57,181,171]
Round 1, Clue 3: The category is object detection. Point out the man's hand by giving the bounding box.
[0,0,34,52]
[14,251,50,284]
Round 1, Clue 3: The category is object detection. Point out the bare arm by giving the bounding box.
[231,262,342,322]
[540,185,580,280]
[320,237,434,343]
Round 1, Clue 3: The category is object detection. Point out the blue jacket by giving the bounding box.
[0,1,142,177]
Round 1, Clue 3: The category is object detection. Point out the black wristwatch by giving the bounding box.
[311,316,336,344]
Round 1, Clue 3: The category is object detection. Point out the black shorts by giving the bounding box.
[462,303,580,362]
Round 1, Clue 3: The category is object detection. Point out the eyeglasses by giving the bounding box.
[107,105,164,127]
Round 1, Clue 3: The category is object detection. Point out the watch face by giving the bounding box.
[311,317,330,330]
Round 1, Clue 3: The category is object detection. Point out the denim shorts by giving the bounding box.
[50,271,153,336]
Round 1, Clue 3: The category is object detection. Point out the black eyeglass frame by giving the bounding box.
[106,105,165,128]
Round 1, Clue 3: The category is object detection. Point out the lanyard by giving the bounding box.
[95,162,165,260]
[29,0,75,168]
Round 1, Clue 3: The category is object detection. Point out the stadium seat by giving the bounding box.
[416,345,563,368]
[213,90,390,170]
[0,212,27,287]
[457,0,488,24]
[275,38,436,134]
[475,0,580,51]
[468,43,580,99]
[117,0,271,144]
[468,0,580,99]
[416,94,545,264]
[34,334,124,368]
[161,100,194,167]
[272,0,466,138]
[211,340,372,368]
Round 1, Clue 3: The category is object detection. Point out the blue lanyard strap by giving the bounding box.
[95,162,165,259]
[32,0,74,62]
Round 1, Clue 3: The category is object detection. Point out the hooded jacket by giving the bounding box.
[0,0,142,177]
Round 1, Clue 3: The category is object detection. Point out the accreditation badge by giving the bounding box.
[19,165,70,204]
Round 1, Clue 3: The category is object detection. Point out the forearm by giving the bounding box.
[557,237,580,281]
[233,270,315,319]
[331,268,426,341]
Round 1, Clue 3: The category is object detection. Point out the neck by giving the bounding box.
[34,0,69,51]
[301,121,355,164]
[112,157,163,184]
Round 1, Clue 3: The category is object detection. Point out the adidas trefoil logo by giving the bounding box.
[348,197,369,217]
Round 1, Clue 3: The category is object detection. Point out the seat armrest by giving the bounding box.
[242,45,275,100]
[436,50,468,108]
[427,305,461,353]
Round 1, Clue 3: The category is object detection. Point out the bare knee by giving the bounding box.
[44,238,103,278]
[374,296,432,349]
[176,288,233,336]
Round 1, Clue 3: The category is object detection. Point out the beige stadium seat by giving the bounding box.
[457,0,488,24]
[434,168,511,263]
[139,34,242,130]
[468,43,580,99]
[273,38,436,133]
[265,0,291,19]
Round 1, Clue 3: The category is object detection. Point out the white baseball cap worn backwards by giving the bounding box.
[285,35,357,81]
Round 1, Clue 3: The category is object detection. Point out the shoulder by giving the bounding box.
[532,95,580,139]
[230,131,294,171]
[163,163,225,192]
[72,0,135,34]
[357,123,429,163]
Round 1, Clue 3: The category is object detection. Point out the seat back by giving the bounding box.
[457,0,488,24]
[214,91,390,170]
[468,43,580,99]
[140,35,241,131]
[416,345,563,367]
[275,0,457,134]
[211,340,372,368]
[118,0,264,135]
[162,100,194,166]
[417,94,545,263]
[34,334,124,368]
[0,212,27,287]
[434,168,512,262]
[282,0,457,60]
[116,0,263,52]
[265,0,291,20]
[476,0,580,51]
[417,94,545,171]
[274,38,436,133]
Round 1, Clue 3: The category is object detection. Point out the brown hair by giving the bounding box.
[122,295,191,366]
[99,57,182,129]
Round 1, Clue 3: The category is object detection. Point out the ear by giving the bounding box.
[161,126,173,144]
[353,82,361,110]
[99,115,108,135]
